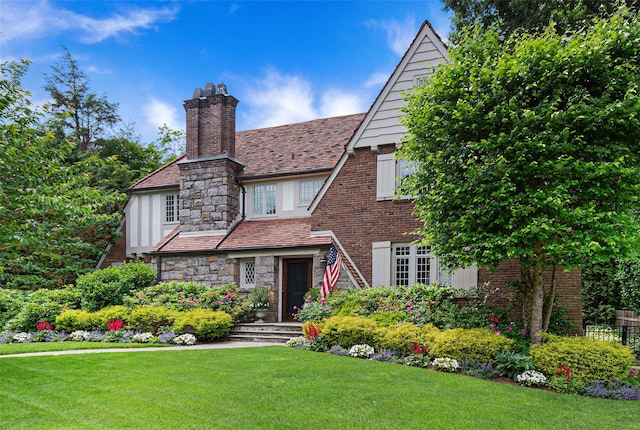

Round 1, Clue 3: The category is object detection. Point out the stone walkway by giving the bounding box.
[0,341,281,359]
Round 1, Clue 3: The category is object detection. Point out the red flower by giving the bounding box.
[107,319,124,331]
[36,321,52,331]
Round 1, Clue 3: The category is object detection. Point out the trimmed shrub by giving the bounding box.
[77,262,156,311]
[128,306,178,333]
[530,335,635,383]
[123,281,208,309]
[93,306,130,330]
[429,328,513,362]
[4,286,81,332]
[55,309,94,332]
[376,322,430,354]
[321,316,379,348]
[173,309,233,341]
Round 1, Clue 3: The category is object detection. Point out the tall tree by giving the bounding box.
[443,0,640,41]
[44,46,120,152]
[0,60,123,289]
[399,7,640,343]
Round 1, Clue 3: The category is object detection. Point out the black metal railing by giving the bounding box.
[583,323,640,346]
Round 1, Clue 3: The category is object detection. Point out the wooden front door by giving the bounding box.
[282,258,312,321]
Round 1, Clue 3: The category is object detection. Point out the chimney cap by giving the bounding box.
[192,83,228,99]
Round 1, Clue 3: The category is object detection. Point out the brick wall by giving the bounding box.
[312,144,583,329]
[184,93,238,160]
[312,145,422,283]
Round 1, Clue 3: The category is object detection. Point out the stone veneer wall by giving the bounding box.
[153,253,239,286]
[178,158,241,233]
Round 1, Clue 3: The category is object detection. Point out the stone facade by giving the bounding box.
[153,253,239,285]
[178,158,241,232]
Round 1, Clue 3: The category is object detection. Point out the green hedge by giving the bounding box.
[128,306,178,333]
[429,328,513,362]
[173,309,233,341]
[376,323,434,354]
[530,335,634,383]
[321,316,379,348]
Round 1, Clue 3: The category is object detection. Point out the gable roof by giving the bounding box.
[309,20,448,213]
[129,113,365,191]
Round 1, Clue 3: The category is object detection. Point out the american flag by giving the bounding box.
[321,244,342,297]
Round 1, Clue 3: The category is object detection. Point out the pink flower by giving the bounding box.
[407,306,413,312]
[507,326,513,332]
[36,321,52,331]
[489,323,495,329]
[293,306,298,310]
[415,314,419,319]
[178,292,184,297]
[107,319,124,331]
[521,330,527,337]
[218,301,225,305]
[407,301,413,306]
[320,298,326,304]
[494,330,501,335]
[305,296,313,303]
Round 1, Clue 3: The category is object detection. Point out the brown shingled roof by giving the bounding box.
[152,218,331,254]
[129,113,365,191]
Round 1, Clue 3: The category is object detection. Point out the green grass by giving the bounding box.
[0,341,169,355]
[0,347,637,429]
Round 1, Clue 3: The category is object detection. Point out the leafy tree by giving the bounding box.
[399,8,640,343]
[44,46,120,152]
[156,123,186,161]
[0,60,123,290]
[443,0,640,41]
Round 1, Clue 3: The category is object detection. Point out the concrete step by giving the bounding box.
[229,323,303,344]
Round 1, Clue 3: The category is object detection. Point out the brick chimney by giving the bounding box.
[178,83,242,234]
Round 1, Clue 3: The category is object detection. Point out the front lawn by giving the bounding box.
[0,347,636,429]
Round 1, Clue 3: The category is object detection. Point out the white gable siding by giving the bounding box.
[125,191,178,258]
[352,26,448,151]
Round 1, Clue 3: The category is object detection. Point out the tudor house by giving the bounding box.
[101,21,582,326]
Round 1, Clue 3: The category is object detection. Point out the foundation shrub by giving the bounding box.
[530,334,634,383]
[321,315,379,348]
[369,311,406,327]
[430,328,513,362]
[124,281,207,308]
[376,322,429,355]
[128,306,178,332]
[173,309,233,341]
[55,309,95,332]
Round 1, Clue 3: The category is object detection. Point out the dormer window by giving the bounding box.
[253,184,277,216]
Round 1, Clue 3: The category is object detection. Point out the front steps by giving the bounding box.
[229,322,303,344]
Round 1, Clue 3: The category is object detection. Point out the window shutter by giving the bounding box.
[372,241,391,287]
[376,154,395,200]
[452,264,478,291]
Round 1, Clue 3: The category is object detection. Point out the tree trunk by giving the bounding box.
[542,264,557,332]
[529,265,545,344]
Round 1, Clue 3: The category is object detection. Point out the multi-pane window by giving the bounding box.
[242,259,256,288]
[165,194,180,223]
[299,179,324,206]
[393,244,447,287]
[253,184,277,216]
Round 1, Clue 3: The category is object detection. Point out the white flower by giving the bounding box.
[348,344,375,358]
[69,330,90,342]
[173,333,197,346]
[432,357,459,372]
[516,370,547,387]
[13,332,32,343]
[133,332,155,343]
[286,336,306,348]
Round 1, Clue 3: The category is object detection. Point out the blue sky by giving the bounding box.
[1,1,452,144]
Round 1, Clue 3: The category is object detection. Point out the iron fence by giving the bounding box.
[583,323,640,346]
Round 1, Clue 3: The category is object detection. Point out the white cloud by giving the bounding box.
[143,98,182,132]
[365,16,418,56]
[240,69,368,130]
[364,71,390,88]
[0,0,179,45]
